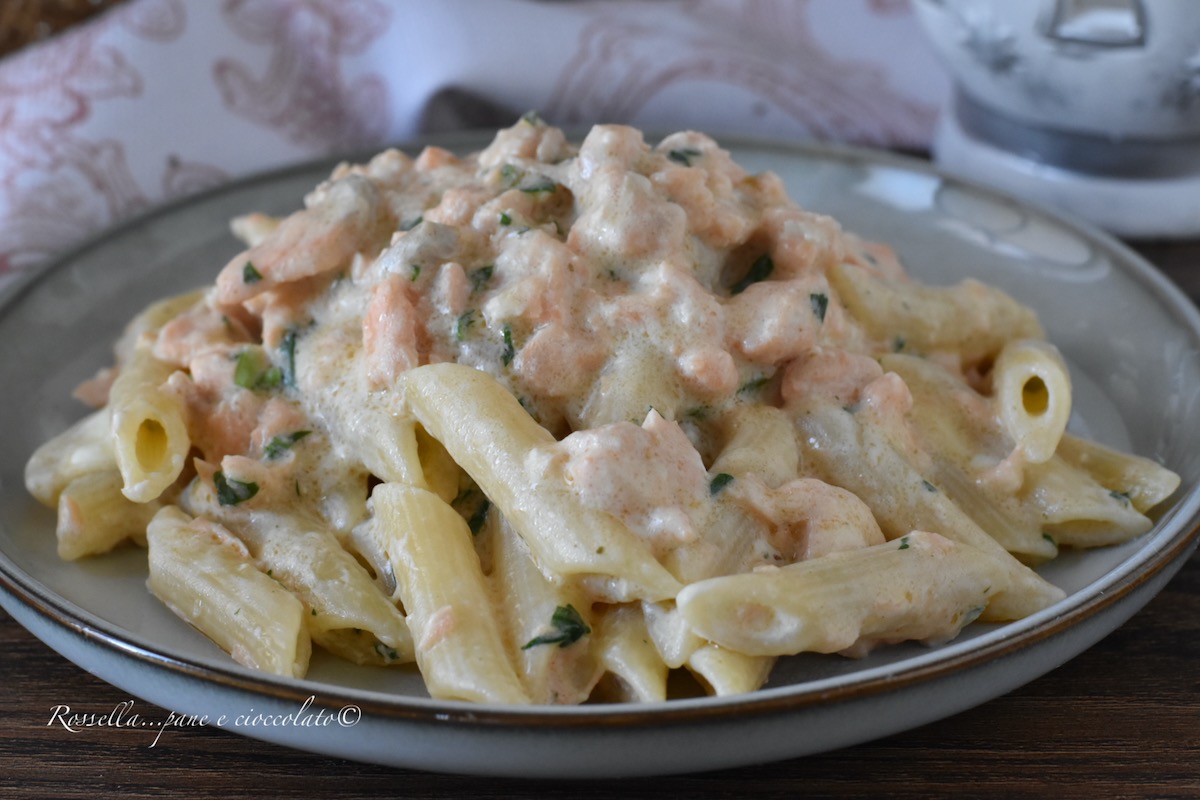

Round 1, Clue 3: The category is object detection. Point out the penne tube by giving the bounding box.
[793,400,1065,619]
[829,261,1043,364]
[881,354,1056,563]
[641,600,705,669]
[370,482,530,704]
[1023,456,1156,548]
[55,468,163,560]
[686,644,775,697]
[710,405,801,489]
[180,480,413,666]
[108,344,190,503]
[1056,433,1181,515]
[590,604,669,703]
[677,532,1009,657]
[25,408,115,507]
[991,339,1072,464]
[491,517,602,704]
[146,506,311,678]
[397,363,682,603]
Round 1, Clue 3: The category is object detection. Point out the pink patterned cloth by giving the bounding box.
[0,0,948,283]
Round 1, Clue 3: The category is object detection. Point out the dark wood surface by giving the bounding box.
[2,240,1198,799]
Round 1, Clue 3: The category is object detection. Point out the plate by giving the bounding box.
[2,135,1199,778]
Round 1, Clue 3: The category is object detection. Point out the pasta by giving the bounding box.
[24,116,1182,704]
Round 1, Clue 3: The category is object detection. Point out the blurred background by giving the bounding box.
[2,0,1199,276]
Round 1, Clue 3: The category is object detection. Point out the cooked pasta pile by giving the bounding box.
[25,117,1180,704]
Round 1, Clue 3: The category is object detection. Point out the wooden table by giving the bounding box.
[3,241,1198,799]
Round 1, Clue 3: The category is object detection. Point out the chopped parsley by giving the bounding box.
[897,536,911,550]
[233,349,282,392]
[738,375,770,395]
[499,164,521,188]
[668,148,702,166]
[410,264,422,282]
[242,261,262,284]
[280,329,299,389]
[892,336,907,353]
[455,309,476,341]
[521,604,591,650]
[730,254,774,295]
[264,429,311,460]
[810,292,829,323]
[709,472,735,496]
[519,176,558,194]
[501,325,515,366]
[499,211,512,226]
[214,471,259,506]
[1042,532,1056,545]
[374,642,401,662]
[469,265,495,294]
[921,479,938,493]
[1109,490,1132,505]
[400,215,423,232]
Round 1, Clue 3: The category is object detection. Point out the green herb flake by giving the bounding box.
[455,309,476,342]
[709,473,735,496]
[499,211,512,226]
[280,329,299,389]
[499,164,521,187]
[738,375,770,395]
[1109,490,1132,505]
[264,429,312,460]
[233,349,283,392]
[810,292,829,323]
[242,261,263,284]
[730,254,774,295]
[214,471,259,506]
[521,604,591,650]
[898,536,911,551]
[374,642,400,662]
[668,148,702,166]
[921,479,937,493]
[409,264,422,282]
[893,336,907,353]
[469,265,495,294]
[400,215,423,232]
[519,176,558,194]
[501,325,515,366]
[1042,532,1057,545]
[520,110,544,126]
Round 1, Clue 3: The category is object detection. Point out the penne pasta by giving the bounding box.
[590,604,669,703]
[55,468,163,560]
[490,517,602,704]
[180,479,413,666]
[677,532,1010,657]
[25,408,115,507]
[991,339,1072,464]
[108,343,190,503]
[369,482,530,704]
[146,506,311,677]
[397,362,682,603]
[792,399,1065,619]
[27,117,1182,706]
[829,261,1043,364]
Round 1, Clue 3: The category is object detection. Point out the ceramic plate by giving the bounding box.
[2,135,1199,778]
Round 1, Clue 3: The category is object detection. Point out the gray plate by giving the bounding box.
[1,135,1198,778]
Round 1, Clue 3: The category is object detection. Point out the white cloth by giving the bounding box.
[0,0,948,283]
